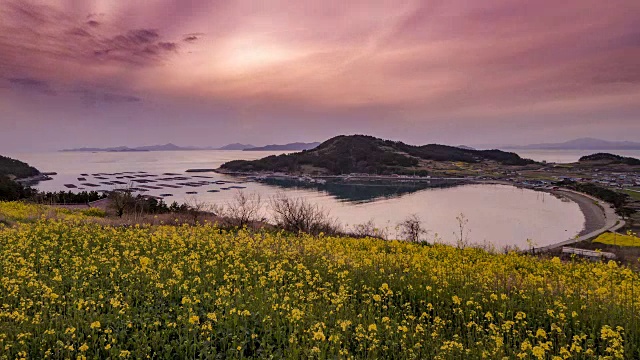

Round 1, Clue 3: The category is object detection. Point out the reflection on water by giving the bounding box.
[260,178,465,203]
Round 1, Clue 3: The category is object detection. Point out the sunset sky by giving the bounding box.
[1,0,639,151]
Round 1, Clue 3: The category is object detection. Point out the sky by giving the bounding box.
[1,0,639,151]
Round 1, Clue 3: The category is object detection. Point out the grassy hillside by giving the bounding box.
[594,232,640,247]
[1,201,639,359]
[0,155,39,179]
[220,135,535,175]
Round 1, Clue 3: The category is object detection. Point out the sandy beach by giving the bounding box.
[552,190,607,236]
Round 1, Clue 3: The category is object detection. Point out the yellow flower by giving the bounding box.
[90,321,101,329]
[79,343,89,352]
[536,328,547,339]
[206,312,217,322]
[313,330,326,341]
[532,346,545,359]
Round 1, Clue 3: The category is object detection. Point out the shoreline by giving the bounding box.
[537,189,623,250]
[551,189,606,236]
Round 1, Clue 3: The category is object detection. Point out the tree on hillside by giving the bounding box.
[398,214,428,243]
[217,190,263,227]
[270,192,340,235]
[108,185,136,217]
[0,176,35,201]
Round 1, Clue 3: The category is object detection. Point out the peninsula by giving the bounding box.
[219,135,536,176]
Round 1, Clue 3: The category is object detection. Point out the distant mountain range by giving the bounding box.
[243,142,321,151]
[504,138,640,150]
[218,143,256,150]
[60,142,318,152]
[60,143,205,152]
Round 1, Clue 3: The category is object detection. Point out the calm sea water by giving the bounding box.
[511,149,640,163]
[9,150,586,248]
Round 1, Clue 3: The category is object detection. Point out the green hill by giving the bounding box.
[579,153,640,166]
[0,155,40,179]
[220,135,535,175]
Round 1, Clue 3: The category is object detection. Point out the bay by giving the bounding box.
[9,150,586,249]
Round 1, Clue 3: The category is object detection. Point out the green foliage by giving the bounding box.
[579,153,640,166]
[81,208,107,217]
[0,155,40,178]
[0,175,36,201]
[31,190,107,204]
[563,181,634,216]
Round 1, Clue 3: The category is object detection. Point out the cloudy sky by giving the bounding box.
[1,0,639,151]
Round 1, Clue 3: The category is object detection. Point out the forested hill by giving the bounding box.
[0,155,40,179]
[219,135,536,175]
[578,153,640,166]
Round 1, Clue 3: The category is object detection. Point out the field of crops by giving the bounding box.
[594,232,640,247]
[1,201,639,359]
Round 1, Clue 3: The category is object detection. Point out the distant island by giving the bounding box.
[504,138,640,150]
[579,153,640,166]
[219,135,536,176]
[60,142,317,152]
[243,142,320,151]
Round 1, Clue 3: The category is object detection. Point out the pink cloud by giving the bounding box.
[0,0,638,144]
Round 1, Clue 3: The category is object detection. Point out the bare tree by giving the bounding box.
[184,196,212,224]
[397,214,428,243]
[351,219,388,239]
[269,192,340,235]
[219,190,263,228]
[454,212,470,248]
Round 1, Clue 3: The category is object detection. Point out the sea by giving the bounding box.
[8,149,638,249]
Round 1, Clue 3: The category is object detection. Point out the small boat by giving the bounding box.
[186,191,198,194]
[64,184,77,188]
[160,193,173,197]
[207,189,220,193]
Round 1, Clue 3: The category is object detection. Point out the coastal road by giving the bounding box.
[537,189,624,251]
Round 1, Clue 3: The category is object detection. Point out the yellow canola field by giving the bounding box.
[0,202,639,359]
[594,232,640,247]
